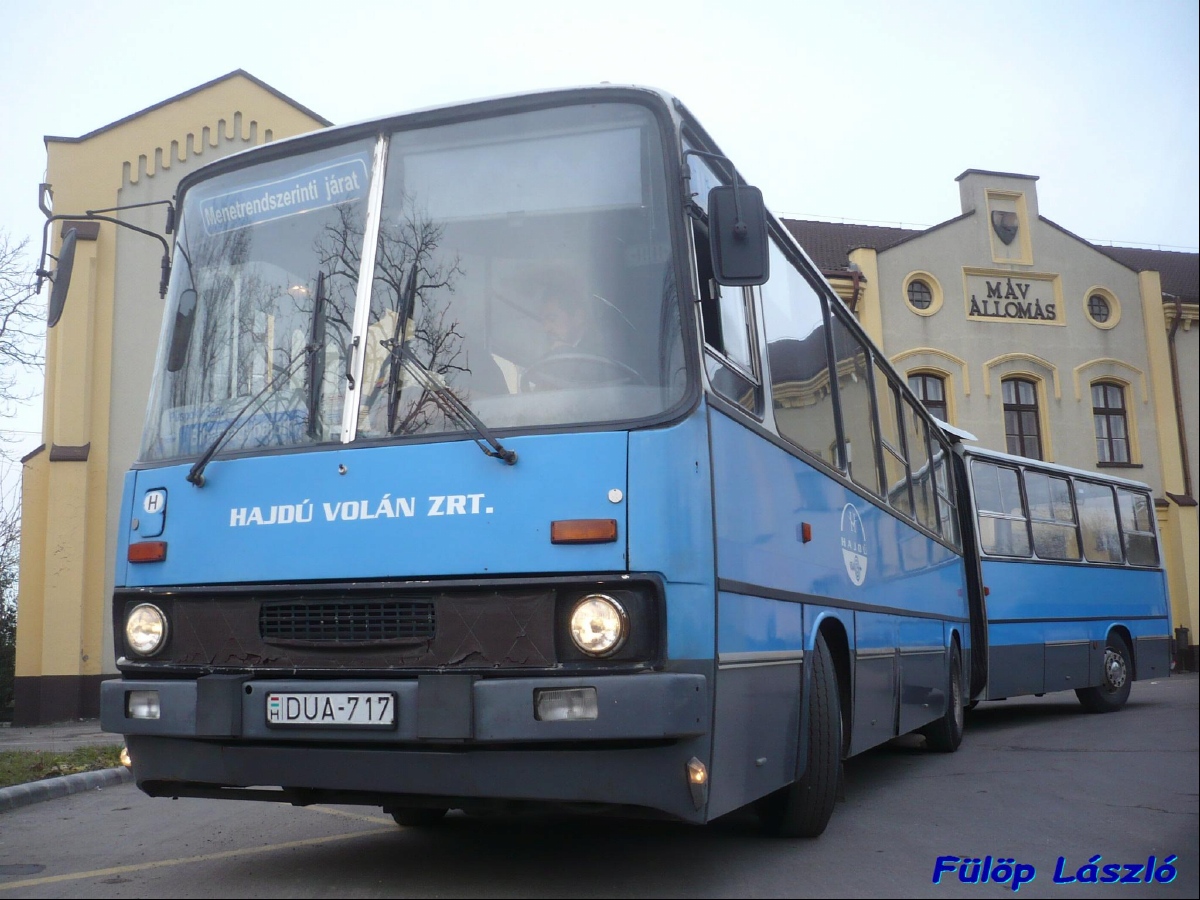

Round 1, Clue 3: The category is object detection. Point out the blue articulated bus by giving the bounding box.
[89,86,974,837]
[957,446,1172,711]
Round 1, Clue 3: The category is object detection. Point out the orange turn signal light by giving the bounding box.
[550,519,618,544]
[128,541,167,563]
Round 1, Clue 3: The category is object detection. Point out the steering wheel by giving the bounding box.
[519,353,647,391]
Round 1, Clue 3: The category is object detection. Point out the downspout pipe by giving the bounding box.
[1167,295,1194,500]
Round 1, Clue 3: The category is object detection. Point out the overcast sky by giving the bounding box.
[1,0,1197,472]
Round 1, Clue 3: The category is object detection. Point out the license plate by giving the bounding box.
[266,692,396,728]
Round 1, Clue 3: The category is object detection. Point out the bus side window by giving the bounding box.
[873,359,912,517]
[1076,481,1124,564]
[830,316,883,496]
[1026,471,1082,560]
[972,460,1031,557]
[1116,488,1159,566]
[932,444,960,547]
[693,216,761,414]
[905,399,939,534]
[760,238,838,467]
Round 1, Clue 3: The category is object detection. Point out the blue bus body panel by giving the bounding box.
[118,432,629,588]
[716,592,805,655]
[704,407,968,814]
[981,557,1171,698]
[627,404,717,661]
[708,408,968,624]
[982,559,1170,624]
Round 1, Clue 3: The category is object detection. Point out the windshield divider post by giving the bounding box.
[338,135,391,444]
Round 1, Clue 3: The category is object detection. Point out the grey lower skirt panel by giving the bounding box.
[125,733,712,822]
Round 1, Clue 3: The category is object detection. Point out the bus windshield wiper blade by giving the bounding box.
[187,346,318,487]
[306,272,328,439]
[387,341,517,466]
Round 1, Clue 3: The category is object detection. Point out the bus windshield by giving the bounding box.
[141,102,685,462]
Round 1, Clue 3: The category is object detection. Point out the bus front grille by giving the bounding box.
[260,599,436,645]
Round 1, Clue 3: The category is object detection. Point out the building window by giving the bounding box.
[1083,287,1121,329]
[908,373,948,421]
[1002,377,1043,459]
[907,279,933,310]
[903,272,943,316]
[1092,381,1130,464]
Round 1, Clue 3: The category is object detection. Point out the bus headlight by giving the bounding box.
[568,594,628,657]
[125,603,168,657]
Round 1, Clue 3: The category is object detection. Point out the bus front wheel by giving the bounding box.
[757,630,841,838]
[920,643,964,752]
[1076,634,1132,713]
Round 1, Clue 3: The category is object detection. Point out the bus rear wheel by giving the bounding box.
[920,643,964,752]
[1076,634,1132,713]
[757,630,841,838]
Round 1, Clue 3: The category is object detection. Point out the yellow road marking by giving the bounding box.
[0,826,394,891]
[307,805,393,825]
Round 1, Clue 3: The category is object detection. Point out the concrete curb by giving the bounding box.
[0,767,134,813]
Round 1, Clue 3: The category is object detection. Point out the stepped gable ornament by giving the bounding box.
[992,210,1019,245]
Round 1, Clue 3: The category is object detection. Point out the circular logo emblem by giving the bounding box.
[840,504,868,586]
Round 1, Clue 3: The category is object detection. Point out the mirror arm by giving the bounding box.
[33,211,174,298]
[681,149,747,239]
[85,199,176,235]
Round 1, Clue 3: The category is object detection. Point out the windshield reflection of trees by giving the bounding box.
[165,213,359,455]
[318,198,468,439]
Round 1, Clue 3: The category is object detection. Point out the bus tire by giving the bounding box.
[387,806,448,827]
[757,630,841,838]
[920,643,964,752]
[1075,634,1132,713]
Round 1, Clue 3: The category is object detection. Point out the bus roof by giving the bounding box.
[173,84,682,200]
[960,444,1155,493]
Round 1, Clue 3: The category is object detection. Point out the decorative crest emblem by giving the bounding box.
[992,210,1019,245]
[840,504,868,587]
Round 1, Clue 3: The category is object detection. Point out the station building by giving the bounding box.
[14,72,328,724]
[13,77,1198,723]
[786,173,1198,668]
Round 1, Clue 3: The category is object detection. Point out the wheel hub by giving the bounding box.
[1103,648,1128,690]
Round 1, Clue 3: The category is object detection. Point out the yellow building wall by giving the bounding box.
[15,72,327,724]
[1137,271,1200,654]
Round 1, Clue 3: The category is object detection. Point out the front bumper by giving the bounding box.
[102,672,707,742]
[103,671,711,821]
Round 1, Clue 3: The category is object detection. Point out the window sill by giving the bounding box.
[1097,461,1142,469]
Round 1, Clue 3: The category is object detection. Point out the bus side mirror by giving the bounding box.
[708,185,769,286]
[47,227,78,328]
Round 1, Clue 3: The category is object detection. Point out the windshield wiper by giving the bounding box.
[306,272,327,439]
[186,346,318,487]
[384,340,517,466]
[384,266,420,434]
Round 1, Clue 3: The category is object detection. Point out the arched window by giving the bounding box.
[1002,377,1043,460]
[1092,381,1130,464]
[908,372,947,421]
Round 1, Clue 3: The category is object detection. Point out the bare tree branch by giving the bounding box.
[0,231,44,417]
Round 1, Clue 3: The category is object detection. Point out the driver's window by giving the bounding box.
[692,210,762,416]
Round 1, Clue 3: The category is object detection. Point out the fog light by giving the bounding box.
[127,690,160,720]
[119,747,132,768]
[535,687,599,721]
